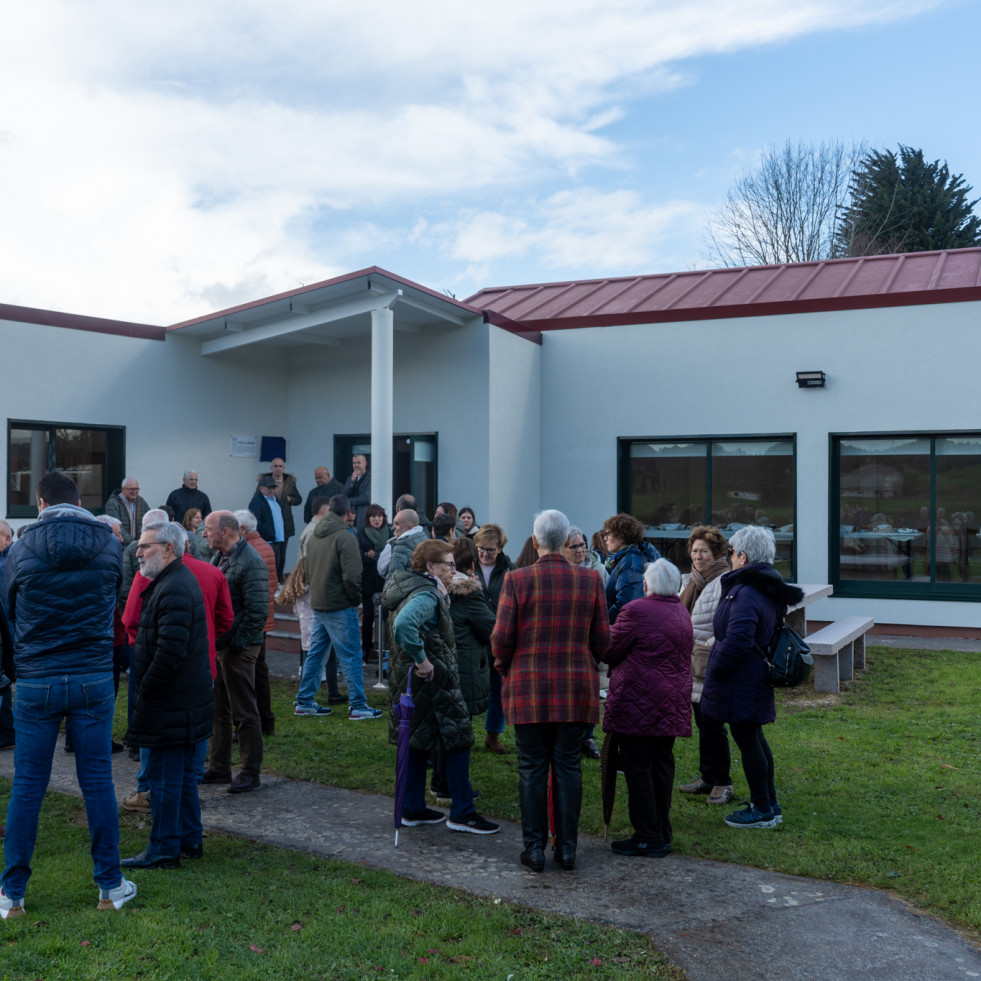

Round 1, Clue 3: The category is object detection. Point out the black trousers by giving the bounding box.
[692,700,732,786]
[729,722,776,810]
[270,541,286,583]
[617,734,676,845]
[514,722,588,855]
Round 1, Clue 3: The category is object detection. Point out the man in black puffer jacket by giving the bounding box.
[1,472,135,917]
[121,521,212,870]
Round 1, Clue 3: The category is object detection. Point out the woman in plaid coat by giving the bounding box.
[492,510,610,873]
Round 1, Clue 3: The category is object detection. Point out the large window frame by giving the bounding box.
[830,431,981,601]
[334,433,438,518]
[6,420,126,518]
[618,434,797,580]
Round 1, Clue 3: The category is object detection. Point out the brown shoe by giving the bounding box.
[484,734,508,755]
[201,768,232,784]
[228,772,261,794]
[679,778,712,795]
[706,784,735,805]
[122,790,151,813]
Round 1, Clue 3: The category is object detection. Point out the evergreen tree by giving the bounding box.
[835,146,981,256]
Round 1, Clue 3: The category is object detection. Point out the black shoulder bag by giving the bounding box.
[755,618,813,688]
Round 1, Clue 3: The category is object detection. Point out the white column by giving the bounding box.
[370,305,394,513]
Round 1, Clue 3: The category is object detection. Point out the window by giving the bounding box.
[831,433,981,599]
[619,436,796,578]
[7,421,125,518]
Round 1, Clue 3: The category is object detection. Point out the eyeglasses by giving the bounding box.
[136,541,160,552]
[569,542,587,551]
[436,560,456,569]
[476,546,499,556]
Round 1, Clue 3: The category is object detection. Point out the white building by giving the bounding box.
[3,249,979,636]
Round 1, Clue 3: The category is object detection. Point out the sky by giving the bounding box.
[1,0,978,324]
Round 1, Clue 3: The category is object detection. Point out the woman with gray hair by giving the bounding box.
[602,559,693,857]
[700,526,803,829]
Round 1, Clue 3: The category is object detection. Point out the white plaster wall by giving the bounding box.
[0,320,288,529]
[540,301,981,628]
[487,327,541,544]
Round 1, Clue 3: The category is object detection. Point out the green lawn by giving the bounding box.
[256,646,981,938]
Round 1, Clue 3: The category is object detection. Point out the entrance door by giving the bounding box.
[334,434,437,517]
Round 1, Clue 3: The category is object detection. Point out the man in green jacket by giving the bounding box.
[201,510,269,793]
[295,495,382,721]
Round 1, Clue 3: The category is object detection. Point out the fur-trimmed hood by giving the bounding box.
[447,572,483,597]
[721,565,803,608]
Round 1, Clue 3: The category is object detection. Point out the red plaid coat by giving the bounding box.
[492,553,611,725]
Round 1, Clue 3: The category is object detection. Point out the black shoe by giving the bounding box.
[611,837,671,858]
[0,740,14,751]
[127,746,140,762]
[400,807,445,827]
[520,848,545,873]
[227,773,261,794]
[120,848,180,870]
[201,768,232,784]
[111,741,125,754]
[553,846,576,871]
[180,844,204,860]
[581,738,601,760]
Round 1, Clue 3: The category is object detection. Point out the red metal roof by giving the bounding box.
[0,302,165,340]
[466,248,981,332]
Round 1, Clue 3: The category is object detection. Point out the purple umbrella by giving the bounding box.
[393,669,415,846]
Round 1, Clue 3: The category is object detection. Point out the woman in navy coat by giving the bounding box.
[701,526,802,829]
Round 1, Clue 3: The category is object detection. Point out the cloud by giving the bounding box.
[0,0,948,320]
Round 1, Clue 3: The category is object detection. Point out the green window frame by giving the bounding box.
[829,432,981,600]
[618,434,797,579]
[6,420,126,519]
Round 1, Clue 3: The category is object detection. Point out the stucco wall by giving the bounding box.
[539,300,980,629]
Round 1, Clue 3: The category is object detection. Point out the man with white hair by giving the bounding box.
[492,509,610,874]
[165,470,212,524]
[120,521,212,869]
[104,478,150,546]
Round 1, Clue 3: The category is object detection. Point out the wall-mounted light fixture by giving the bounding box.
[796,370,826,389]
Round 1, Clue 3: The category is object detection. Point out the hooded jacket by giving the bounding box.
[700,564,804,726]
[4,505,122,677]
[383,570,474,753]
[306,511,363,611]
[446,573,495,716]
[603,593,693,738]
[605,542,662,623]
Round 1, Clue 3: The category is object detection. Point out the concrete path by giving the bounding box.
[3,742,980,981]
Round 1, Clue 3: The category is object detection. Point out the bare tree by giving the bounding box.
[704,140,866,267]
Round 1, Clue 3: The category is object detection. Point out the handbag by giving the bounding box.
[755,618,813,688]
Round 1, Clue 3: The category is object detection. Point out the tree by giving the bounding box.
[704,140,865,267]
[834,146,981,256]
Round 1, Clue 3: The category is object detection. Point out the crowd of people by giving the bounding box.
[0,455,804,916]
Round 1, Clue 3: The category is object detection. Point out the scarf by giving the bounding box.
[680,555,729,611]
[362,523,389,551]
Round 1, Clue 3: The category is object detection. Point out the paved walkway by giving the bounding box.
[3,736,980,980]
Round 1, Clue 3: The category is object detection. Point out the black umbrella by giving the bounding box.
[600,731,620,841]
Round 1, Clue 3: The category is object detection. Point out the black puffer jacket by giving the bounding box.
[382,570,473,753]
[447,573,494,716]
[126,559,213,748]
[476,551,515,611]
[4,506,122,677]
[212,538,269,652]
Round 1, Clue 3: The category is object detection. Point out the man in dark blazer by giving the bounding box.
[492,509,610,874]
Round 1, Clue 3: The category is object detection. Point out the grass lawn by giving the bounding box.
[0,791,680,980]
[256,645,981,939]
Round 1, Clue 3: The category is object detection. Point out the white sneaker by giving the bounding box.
[0,887,25,919]
[98,878,138,911]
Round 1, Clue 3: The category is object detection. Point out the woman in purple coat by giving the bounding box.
[603,559,693,857]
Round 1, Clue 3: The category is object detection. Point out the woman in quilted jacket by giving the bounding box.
[602,559,693,858]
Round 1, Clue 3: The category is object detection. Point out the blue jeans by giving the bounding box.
[484,666,505,735]
[145,743,204,856]
[297,608,367,711]
[2,673,121,899]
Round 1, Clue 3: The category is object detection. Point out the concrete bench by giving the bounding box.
[806,616,874,693]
